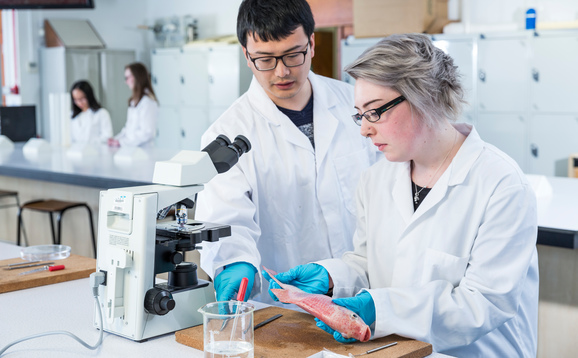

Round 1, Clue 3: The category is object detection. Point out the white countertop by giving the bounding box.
[0,242,450,358]
[527,174,578,232]
[0,143,180,188]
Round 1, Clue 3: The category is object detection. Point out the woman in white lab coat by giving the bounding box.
[70,80,112,144]
[267,34,539,357]
[109,62,158,147]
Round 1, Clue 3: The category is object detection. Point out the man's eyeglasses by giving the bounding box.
[247,43,309,71]
[352,96,406,126]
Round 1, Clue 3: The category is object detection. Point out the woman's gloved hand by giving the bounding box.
[262,263,329,301]
[214,262,257,302]
[315,291,376,343]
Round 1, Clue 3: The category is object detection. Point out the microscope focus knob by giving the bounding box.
[170,252,183,265]
[144,288,176,315]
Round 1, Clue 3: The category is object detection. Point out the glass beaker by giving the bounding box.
[198,301,255,358]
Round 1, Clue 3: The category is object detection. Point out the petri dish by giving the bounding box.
[20,245,71,261]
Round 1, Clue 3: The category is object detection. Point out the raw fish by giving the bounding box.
[263,266,371,342]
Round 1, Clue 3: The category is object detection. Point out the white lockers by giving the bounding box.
[341,30,578,177]
[151,44,252,150]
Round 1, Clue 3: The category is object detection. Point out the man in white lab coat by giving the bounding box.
[267,34,539,357]
[195,0,381,304]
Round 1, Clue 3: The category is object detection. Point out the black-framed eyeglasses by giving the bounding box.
[352,96,406,126]
[246,43,309,71]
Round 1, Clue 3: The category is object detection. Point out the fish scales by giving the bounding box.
[263,266,371,342]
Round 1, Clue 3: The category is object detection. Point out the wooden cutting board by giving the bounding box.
[176,306,432,358]
[0,254,96,294]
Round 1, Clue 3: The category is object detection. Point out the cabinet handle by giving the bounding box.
[530,144,539,158]
[208,75,214,84]
[153,76,157,85]
[532,68,539,82]
[181,129,186,138]
[478,70,486,83]
[180,76,185,84]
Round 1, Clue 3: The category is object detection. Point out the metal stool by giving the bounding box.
[17,199,96,258]
[0,190,28,245]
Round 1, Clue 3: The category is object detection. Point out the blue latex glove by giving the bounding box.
[214,262,257,302]
[315,291,376,343]
[262,263,329,301]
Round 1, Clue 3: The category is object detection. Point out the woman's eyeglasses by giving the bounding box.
[352,96,406,126]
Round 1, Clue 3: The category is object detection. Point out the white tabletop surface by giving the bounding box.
[0,143,180,188]
[527,174,578,232]
[0,242,450,358]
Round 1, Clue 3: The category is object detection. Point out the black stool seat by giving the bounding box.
[0,190,19,209]
[1,190,28,245]
[17,199,96,258]
[0,190,18,197]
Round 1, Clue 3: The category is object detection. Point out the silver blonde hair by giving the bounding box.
[344,33,466,127]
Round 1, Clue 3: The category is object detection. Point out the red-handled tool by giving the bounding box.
[18,265,65,276]
[236,277,249,301]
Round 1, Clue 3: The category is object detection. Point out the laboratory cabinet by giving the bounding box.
[39,47,136,138]
[151,44,252,150]
[530,33,578,113]
[476,33,531,113]
[529,114,578,176]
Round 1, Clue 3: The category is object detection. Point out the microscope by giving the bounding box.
[94,135,251,341]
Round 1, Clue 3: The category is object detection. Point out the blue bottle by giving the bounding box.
[526,8,536,30]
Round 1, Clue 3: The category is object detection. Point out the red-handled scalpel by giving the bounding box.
[18,265,65,276]
[236,277,249,301]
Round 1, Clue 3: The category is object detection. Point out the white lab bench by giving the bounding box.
[0,242,451,358]
[528,174,578,248]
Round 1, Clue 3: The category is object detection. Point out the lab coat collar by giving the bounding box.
[245,71,340,156]
[393,123,484,227]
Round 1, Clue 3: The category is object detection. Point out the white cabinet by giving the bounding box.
[152,44,252,150]
[476,113,528,171]
[530,33,578,113]
[436,31,578,177]
[477,34,530,113]
[529,114,578,176]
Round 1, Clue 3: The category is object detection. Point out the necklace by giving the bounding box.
[413,131,458,205]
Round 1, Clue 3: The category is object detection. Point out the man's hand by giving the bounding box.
[214,262,257,301]
[262,263,329,301]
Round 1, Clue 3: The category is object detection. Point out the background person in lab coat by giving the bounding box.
[108,62,158,147]
[195,0,381,305]
[266,34,539,357]
[70,80,113,144]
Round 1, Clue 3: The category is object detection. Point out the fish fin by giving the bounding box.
[262,266,289,290]
[270,288,294,304]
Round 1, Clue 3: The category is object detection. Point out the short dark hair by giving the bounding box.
[236,0,315,48]
[70,80,101,118]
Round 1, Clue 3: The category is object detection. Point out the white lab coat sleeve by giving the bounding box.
[318,174,371,297]
[196,152,262,292]
[369,182,537,352]
[119,97,158,147]
[98,108,113,143]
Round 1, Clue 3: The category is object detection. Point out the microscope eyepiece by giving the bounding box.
[205,134,252,174]
[230,135,251,156]
[202,135,231,156]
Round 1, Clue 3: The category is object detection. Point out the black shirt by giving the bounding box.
[276,95,314,148]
